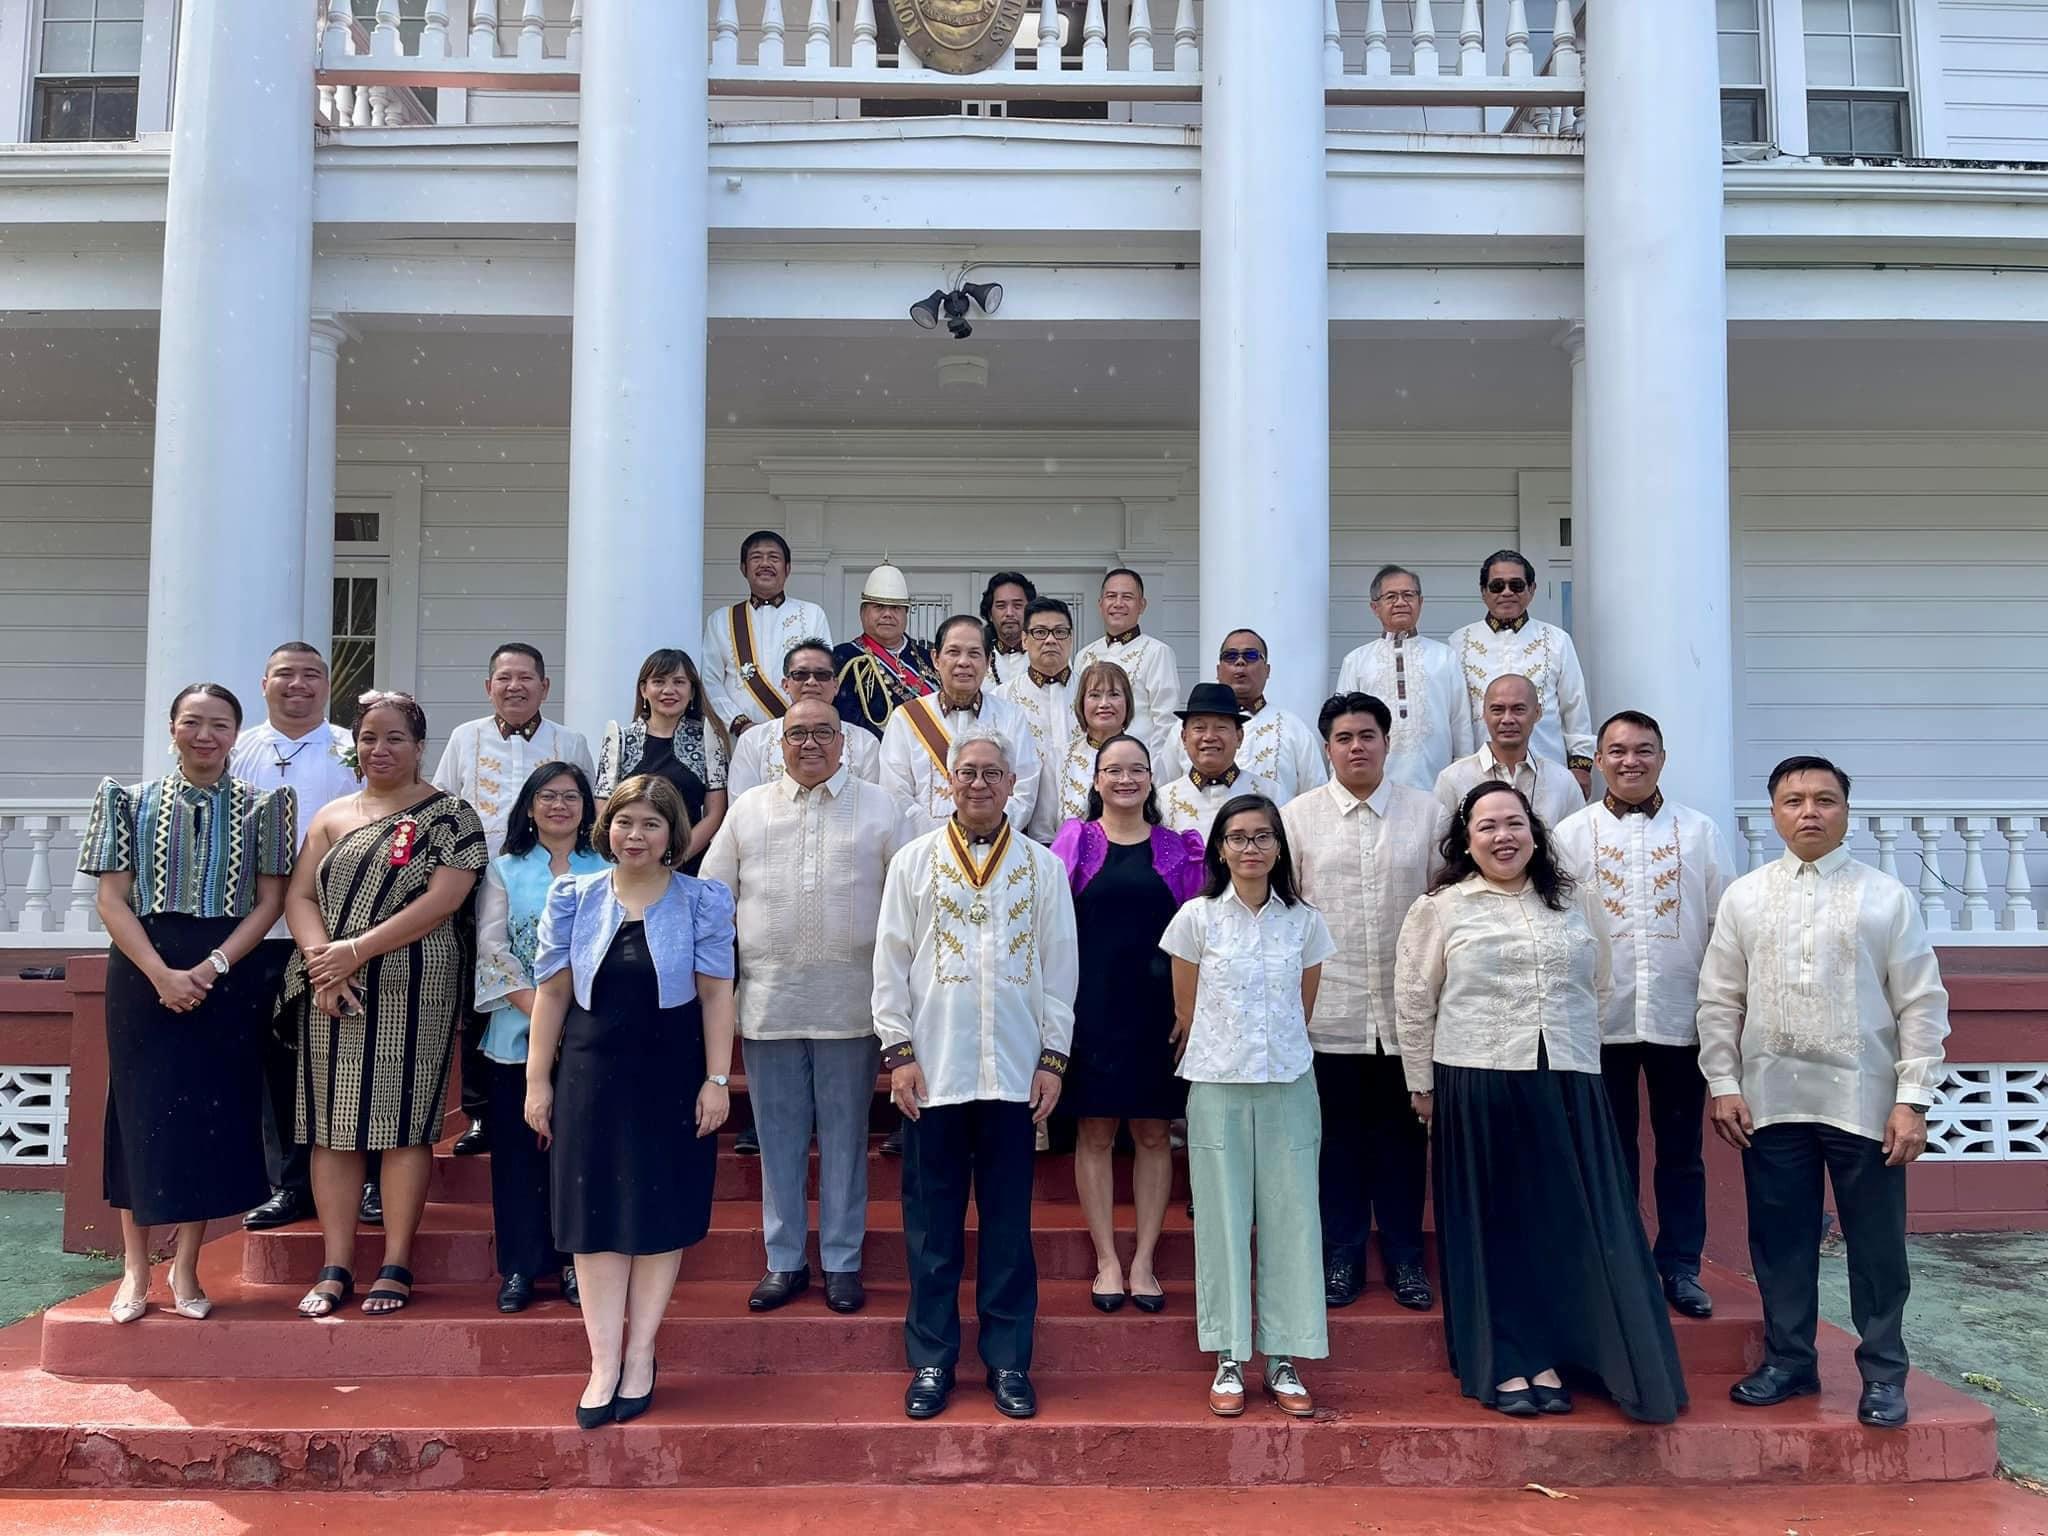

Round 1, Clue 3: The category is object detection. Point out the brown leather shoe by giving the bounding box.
[1264,1359,1314,1418]
[1207,1358,1247,1417]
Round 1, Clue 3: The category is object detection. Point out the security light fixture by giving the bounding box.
[909,289,948,330]
[909,282,1004,340]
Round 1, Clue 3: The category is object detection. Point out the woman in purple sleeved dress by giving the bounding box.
[1049,734,1206,1315]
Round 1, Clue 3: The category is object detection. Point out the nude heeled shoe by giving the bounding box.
[169,1288,213,1320]
[109,1291,149,1325]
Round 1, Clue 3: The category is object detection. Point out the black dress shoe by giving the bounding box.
[987,1368,1037,1419]
[748,1266,812,1311]
[1664,1273,1714,1318]
[1091,1288,1126,1314]
[453,1118,490,1157]
[1389,1262,1434,1312]
[613,1361,656,1424]
[497,1273,534,1314]
[244,1188,311,1230]
[358,1181,383,1226]
[561,1264,580,1307]
[904,1365,954,1419]
[1857,1381,1909,1429]
[734,1125,760,1155]
[1131,1289,1166,1314]
[880,1125,906,1157]
[1532,1382,1573,1415]
[575,1391,617,1431]
[1323,1262,1362,1308]
[1730,1363,1822,1407]
[824,1271,865,1313]
[1493,1387,1540,1417]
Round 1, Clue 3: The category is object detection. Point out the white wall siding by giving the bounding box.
[1933,1,2048,160]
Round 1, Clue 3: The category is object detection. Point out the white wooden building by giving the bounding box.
[0,0,2045,947]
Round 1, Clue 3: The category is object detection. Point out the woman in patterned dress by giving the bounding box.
[596,648,731,874]
[84,682,295,1324]
[283,691,488,1318]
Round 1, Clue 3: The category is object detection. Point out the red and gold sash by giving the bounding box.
[726,602,789,720]
[858,634,934,700]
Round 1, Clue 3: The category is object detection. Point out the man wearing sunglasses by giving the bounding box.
[1213,628,1326,803]
[1445,550,1595,798]
[727,640,881,799]
[1336,565,1474,793]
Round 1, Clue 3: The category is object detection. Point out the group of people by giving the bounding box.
[82,530,1949,1438]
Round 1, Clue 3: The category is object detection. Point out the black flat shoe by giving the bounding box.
[358,1181,383,1226]
[1664,1273,1714,1318]
[904,1365,954,1419]
[734,1125,760,1155]
[824,1271,865,1313]
[1730,1363,1822,1407]
[1131,1289,1166,1314]
[614,1361,656,1424]
[1323,1262,1362,1308]
[987,1368,1037,1419]
[244,1188,311,1231]
[1493,1387,1540,1417]
[453,1118,490,1157]
[575,1389,618,1431]
[1532,1383,1573,1415]
[1857,1381,1909,1429]
[748,1265,812,1312]
[1389,1262,1434,1312]
[497,1274,534,1314]
[1090,1288,1126,1314]
[561,1264,580,1307]
[880,1126,906,1157]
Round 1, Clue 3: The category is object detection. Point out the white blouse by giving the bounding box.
[1238,702,1328,804]
[1072,630,1184,771]
[1696,847,1950,1143]
[1042,734,1107,845]
[1335,632,1475,792]
[725,715,881,800]
[1394,875,1613,1093]
[1434,745,1585,836]
[1159,890,1337,1085]
[877,692,1044,839]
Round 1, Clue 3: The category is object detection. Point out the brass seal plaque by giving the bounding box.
[891,0,1030,75]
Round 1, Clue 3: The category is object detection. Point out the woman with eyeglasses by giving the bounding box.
[1038,660,1137,842]
[596,648,732,875]
[1159,795,1336,1420]
[474,760,609,1314]
[1048,734,1205,1314]
[282,691,488,1319]
[1395,782,1685,1423]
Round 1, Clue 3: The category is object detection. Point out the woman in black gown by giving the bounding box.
[1049,735,1206,1313]
[525,775,737,1429]
[595,648,731,874]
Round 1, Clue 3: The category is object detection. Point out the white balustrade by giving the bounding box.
[1733,803,2048,944]
[0,805,105,949]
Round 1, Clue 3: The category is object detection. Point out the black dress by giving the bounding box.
[550,921,717,1255]
[1062,839,1187,1122]
[635,732,710,876]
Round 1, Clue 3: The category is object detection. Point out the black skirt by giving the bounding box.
[550,921,717,1255]
[103,913,270,1226]
[1433,1047,1688,1424]
[1061,841,1187,1122]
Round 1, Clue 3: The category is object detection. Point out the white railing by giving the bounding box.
[1734,803,2045,945]
[311,0,1586,118]
[0,804,103,950]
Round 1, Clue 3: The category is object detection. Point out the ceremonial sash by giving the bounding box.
[902,696,954,781]
[947,818,1012,895]
[858,634,934,700]
[727,602,789,720]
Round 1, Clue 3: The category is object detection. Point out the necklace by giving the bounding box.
[270,738,315,770]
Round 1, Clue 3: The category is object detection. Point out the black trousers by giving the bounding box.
[460,1007,490,1122]
[486,1058,561,1278]
[1600,1042,1708,1279]
[901,1098,1037,1375]
[1313,1048,1427,1269]
[247,939,310,1197]
[1743,1121,1910,1386]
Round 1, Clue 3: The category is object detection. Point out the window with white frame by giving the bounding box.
[31,0,142,143]
[1802,0,1908,156]
[1717,0,1768,144]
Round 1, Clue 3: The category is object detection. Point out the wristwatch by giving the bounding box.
[707,1074,730,1088]
[206,949,230,977]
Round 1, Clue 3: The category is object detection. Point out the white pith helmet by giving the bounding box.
[861,563,911,606]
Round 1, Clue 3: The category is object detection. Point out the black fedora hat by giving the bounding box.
[1174,681,1251,723]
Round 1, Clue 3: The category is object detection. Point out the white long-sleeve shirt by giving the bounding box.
[432,716,595,857]
[698,770,912,1042]
[1553,794,1735,1047]
[1445,616,1594,770]
[1282,779,1448,1054]
[1434,745,1585,835]
[1695,847,1950,1143]
[229,719,361,940]
[877,691,1043,838]
[996,669,1076,840]
[1238,701,1327,803]
[699,596,833,727]
[1071,629,1184,771]
[1335,633,1474,791]
[725,715,880,800]
[872,824,1078,1108]
[1158,766,1281,841]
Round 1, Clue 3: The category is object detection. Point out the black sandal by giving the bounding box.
[362,1263,413,1316]
[298,1265,353,1319]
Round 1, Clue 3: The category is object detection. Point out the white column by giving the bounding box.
[303,316,354,650]
[562,1,708,747]
[1556,321,1592,692]
[1582,1,1735,827]
[1199,0,1330,723]
[143,1,315,758]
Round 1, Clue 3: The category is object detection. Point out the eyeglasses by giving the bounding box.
[783,726,842,745]
[1374,589,1421,604]
[1219,648,1265,665]
[1485,579,1530,596]
[1025,625,1072,641]
[533,790,584,807]
[952,767,1010,785]
[1222,830,1277,851]
[1099,766,1151,781]
[785,668,836,684]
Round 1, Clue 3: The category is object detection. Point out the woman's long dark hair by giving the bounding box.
[1198,794,1301,906]
[502,761,597,859]
[630,647,733,761]
[1082,733,1162,825]
[1431,780,1576,911]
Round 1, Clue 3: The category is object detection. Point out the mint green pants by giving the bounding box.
[1186,1073,1329,1361]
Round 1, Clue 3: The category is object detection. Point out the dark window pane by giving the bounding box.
[92,82,136,139]
[1721,94,1763,143]
[1808,95,1852,154]
[34,84,95,140]
[329,639,375,724]
[335,510,382,544]
[348,576,379,636]
[1852,96,1904,154]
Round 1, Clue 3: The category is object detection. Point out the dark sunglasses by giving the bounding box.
[1218,648,1265,665]
[1485,579,1529,596]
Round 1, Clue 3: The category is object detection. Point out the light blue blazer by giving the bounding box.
[535,868,736,1011]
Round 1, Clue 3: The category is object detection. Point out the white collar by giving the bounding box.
[778,764,850,801]
[1327,778,1390,817]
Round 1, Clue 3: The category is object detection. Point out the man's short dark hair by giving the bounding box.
[1317,691,1392,740]
[933,613,988,652]
[1101,567,1145,594]
[1768,754,1851,800]
[740,529,792,564]
[1598,710,1664,748]
[265,641,327,670]
[1478,548,1536,587]
[979,571,1037,622]
[488,642,547,678]
[1369,565,1421,601]
[782,638,834,675]
[1220,627,1269,656]
[1023,596,1072,627]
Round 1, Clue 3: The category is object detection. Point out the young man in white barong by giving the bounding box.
[1433,674,1583,836]
[1697,755,1949,1430]
[1553,710,1735,1319]
[874,727,1078,1423]
[1335,564,1473,791]
[1444,549,1594,795]
[879,614,1042,839]
[699,529,833,737]
[1214,627,1326,803]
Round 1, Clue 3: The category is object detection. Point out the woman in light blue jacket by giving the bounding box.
[525,775,737,1430]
